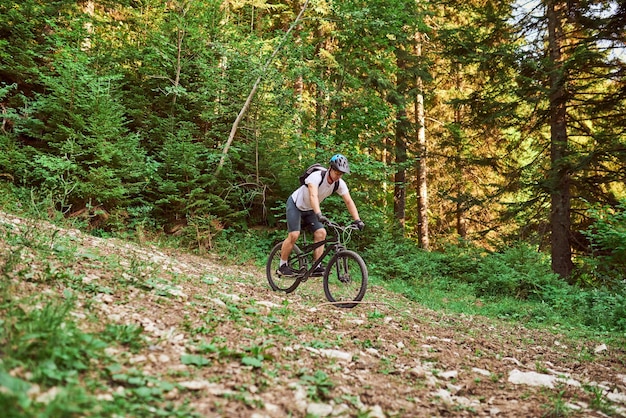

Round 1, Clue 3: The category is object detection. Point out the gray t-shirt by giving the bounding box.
[290,170,348,211]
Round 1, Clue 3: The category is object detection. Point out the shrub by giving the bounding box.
[582,200,626,285]
[365,234,446,282]
[576,287,626,332]
[468,243,561,300]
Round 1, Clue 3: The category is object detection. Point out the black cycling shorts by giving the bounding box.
[286,197,324,233]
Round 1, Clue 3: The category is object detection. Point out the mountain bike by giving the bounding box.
[266,220,368,308]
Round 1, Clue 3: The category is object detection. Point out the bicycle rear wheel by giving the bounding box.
[266,242,303,292]
[323,250,368,308]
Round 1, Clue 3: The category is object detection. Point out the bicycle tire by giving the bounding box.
[266,242,303,292]
[323,250,368,308]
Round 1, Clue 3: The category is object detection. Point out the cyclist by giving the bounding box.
[277,154,365,277]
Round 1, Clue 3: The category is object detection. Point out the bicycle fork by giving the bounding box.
[334,253,352,283]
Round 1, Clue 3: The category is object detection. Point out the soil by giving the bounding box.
[1,210,625,417]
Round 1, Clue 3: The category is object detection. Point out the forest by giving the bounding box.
[1,1,625,330]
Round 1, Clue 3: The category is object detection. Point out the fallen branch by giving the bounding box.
[316,300,392,308]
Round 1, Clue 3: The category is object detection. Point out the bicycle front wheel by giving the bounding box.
[323,250,368,308]
[266,242,303,292]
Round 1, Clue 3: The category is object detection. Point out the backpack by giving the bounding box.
[299,163,340,193]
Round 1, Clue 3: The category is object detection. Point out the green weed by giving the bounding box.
[101,323,145,353]
[299,369,334,401]
[224,389,264,408]
[0,265,194,417]
[241,341,275,369]
[541,388,572,417]
[305,340,333,349]
[180,354,211,367]
[367,309,385,320]
[583,384,617,415]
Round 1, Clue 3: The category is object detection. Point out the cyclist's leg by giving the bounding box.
[281,197,302,261]
[312,227,327,261]
[281,231,300,261]
[302,211,326,262]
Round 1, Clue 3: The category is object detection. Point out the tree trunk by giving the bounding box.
[453,62,468,239]
[394,52,409,236]
[293,0,304,138]
[394,106,407,235]
[546,0,574,280]
[415,34,429,250]
[81,1,94,51]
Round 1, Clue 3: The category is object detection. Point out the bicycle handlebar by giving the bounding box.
[325,220,360,241]
[323,219,360,232]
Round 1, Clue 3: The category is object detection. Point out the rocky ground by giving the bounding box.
[1,210,625,417]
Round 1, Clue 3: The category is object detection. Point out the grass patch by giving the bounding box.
[0,291,197,417]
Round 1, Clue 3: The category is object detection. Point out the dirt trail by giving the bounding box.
[1,210,625,417]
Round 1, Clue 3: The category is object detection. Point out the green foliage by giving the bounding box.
[0,0,624,347]
[0,293,107,416]
[214,228,283,266]
[583,383,617,415]
[582,201,626,284]
[101,323,145,353]
[365,232,495,285]
[0,267,197,417]
[0,0,623,284]
[576,288,626,332]
[180,354,211,367]
[364,234,626,334]
[105,365,196,417]
[152,124,219,219]
[541,387,573,417]
[0,1,82,96]
[299,369,334,401]
[9,49,152,216]
[468,243,560,299]
[366,234,448,282]
[0,297,106,385]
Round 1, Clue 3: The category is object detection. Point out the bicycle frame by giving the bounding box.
[289,222,352,284]
[267,220,367,307]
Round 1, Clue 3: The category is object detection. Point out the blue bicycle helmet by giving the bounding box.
[329,154,350,174]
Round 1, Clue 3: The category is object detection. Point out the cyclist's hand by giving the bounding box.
[353,219,365,231]
[316,212,330,225]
